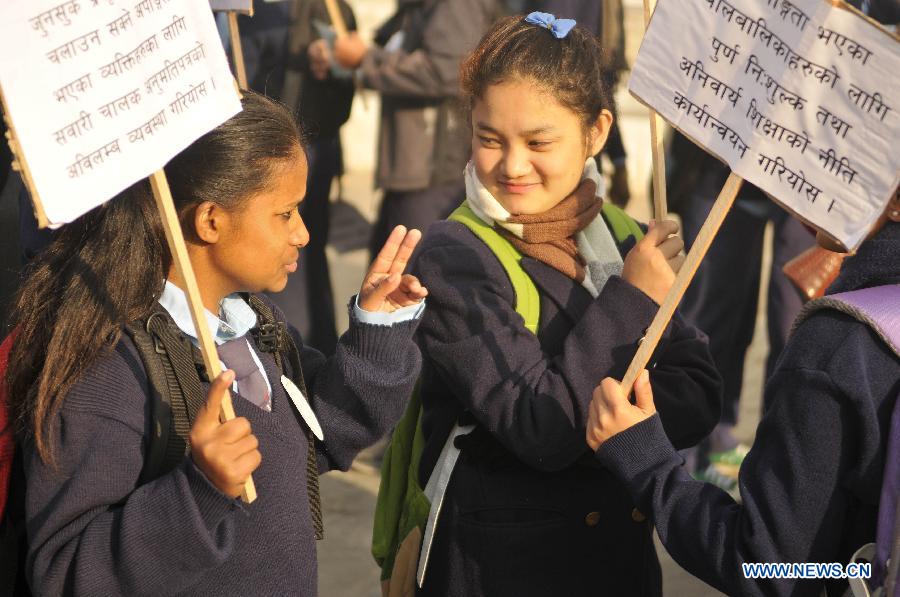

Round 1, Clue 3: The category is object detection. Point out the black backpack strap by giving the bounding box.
[246,295,324,540]
[126,310,207,485]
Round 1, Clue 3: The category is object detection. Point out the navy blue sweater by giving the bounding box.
[597,222,900,596]
[23,301,421,596]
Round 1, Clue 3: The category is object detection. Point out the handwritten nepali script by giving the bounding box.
[0,0,241,226]
[630,0,899,250]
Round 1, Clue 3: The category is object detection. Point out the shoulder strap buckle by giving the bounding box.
[253,322,281,353]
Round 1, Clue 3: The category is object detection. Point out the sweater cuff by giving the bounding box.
[183,458,242,531]
[595,414,679,485]
[343,299,421,364]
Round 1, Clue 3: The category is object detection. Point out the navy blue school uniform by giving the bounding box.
[410,216,722,596]
[597,222,900,597]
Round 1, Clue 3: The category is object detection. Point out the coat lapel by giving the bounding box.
[520,258,593,326]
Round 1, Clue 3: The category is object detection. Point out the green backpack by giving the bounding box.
[371,202,643,586]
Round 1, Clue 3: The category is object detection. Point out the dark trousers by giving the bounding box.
[680,181,814,424]
[267,136,340,355]
[368,181,465,260]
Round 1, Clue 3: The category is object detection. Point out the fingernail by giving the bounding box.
[223,370,235,383]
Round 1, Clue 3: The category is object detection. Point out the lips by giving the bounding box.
[285,261,298,273]
[500,180,539,194]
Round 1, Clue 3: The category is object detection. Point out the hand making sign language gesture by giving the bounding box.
[358,225,428,313]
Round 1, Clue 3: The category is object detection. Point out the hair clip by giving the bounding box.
[524,11,576,39]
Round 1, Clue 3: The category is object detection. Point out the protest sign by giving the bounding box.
[0,0,241,226]
[630,0,899,251]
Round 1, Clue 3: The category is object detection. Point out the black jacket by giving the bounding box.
[598,222,900,597]
[410,217,722,596]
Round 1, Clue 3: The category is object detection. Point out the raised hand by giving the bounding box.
[189,370,262,499]
[621,219,685,305]
[586,370,657,452]
[358,225,428,313]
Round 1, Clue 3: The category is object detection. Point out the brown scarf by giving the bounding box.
[498,179,602,282]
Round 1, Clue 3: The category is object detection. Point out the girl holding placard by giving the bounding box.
[6,91,426,596]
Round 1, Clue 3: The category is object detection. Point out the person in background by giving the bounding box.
[238,0,292,99]
[269,0,359,355]
[666,132,814,493]
[331,0,506,261]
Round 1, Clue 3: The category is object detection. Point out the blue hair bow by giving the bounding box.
[524,11,576,39]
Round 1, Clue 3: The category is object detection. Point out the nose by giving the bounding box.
[500,145,531,179]
[291,212,310,248]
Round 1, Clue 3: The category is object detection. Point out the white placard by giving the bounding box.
[0,0,242,226]
[630,0,900,250]
[209,0,252,12]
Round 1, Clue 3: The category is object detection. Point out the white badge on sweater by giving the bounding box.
[281,375,324,441]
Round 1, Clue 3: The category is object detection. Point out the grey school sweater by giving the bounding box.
[23,303,421,596]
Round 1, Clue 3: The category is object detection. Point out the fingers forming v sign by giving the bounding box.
[358,225,429,313]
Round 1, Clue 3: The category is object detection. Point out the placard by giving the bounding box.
[0,0,241,225]
[630,0,900,249]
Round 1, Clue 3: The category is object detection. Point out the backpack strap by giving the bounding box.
[796,285,900,359]
[448,203,540,334]
[601,202,645,244]
[126,311,206,485]
[245,295,324,541]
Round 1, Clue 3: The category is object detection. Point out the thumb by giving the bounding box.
[599,377,627,408]
[361,272,401,310]
[197,369,235,426]
[633,369,656,413]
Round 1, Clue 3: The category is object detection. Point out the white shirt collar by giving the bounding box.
[157,280,258,345]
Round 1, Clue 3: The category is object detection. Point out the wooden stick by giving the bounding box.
[0,85,49,228]
[324,0,349,38]
[642,0,668,221]
[149,169,257,504]
[227,11,248,89]
[620,172,743,393]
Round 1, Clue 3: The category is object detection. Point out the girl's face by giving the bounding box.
[471,78,612,215]
[211,154,310,295]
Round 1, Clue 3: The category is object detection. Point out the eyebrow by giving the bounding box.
[475,122,556,137]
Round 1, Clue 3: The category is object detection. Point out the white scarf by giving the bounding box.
[463,158,624,297]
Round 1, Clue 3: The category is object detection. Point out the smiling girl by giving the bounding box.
[6,91,426,596]
[407,14,722,597]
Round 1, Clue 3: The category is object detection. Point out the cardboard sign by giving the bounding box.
[630,0,900,249]
[0,0,241,226]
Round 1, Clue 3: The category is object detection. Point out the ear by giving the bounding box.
[193,201,228,244]
[588,109,614,157]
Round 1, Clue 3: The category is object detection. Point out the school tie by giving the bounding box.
[216,337,271,411]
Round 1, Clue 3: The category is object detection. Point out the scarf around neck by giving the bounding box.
[464,158,624,297]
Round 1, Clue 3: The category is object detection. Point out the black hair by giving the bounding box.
[7,91,303,464]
